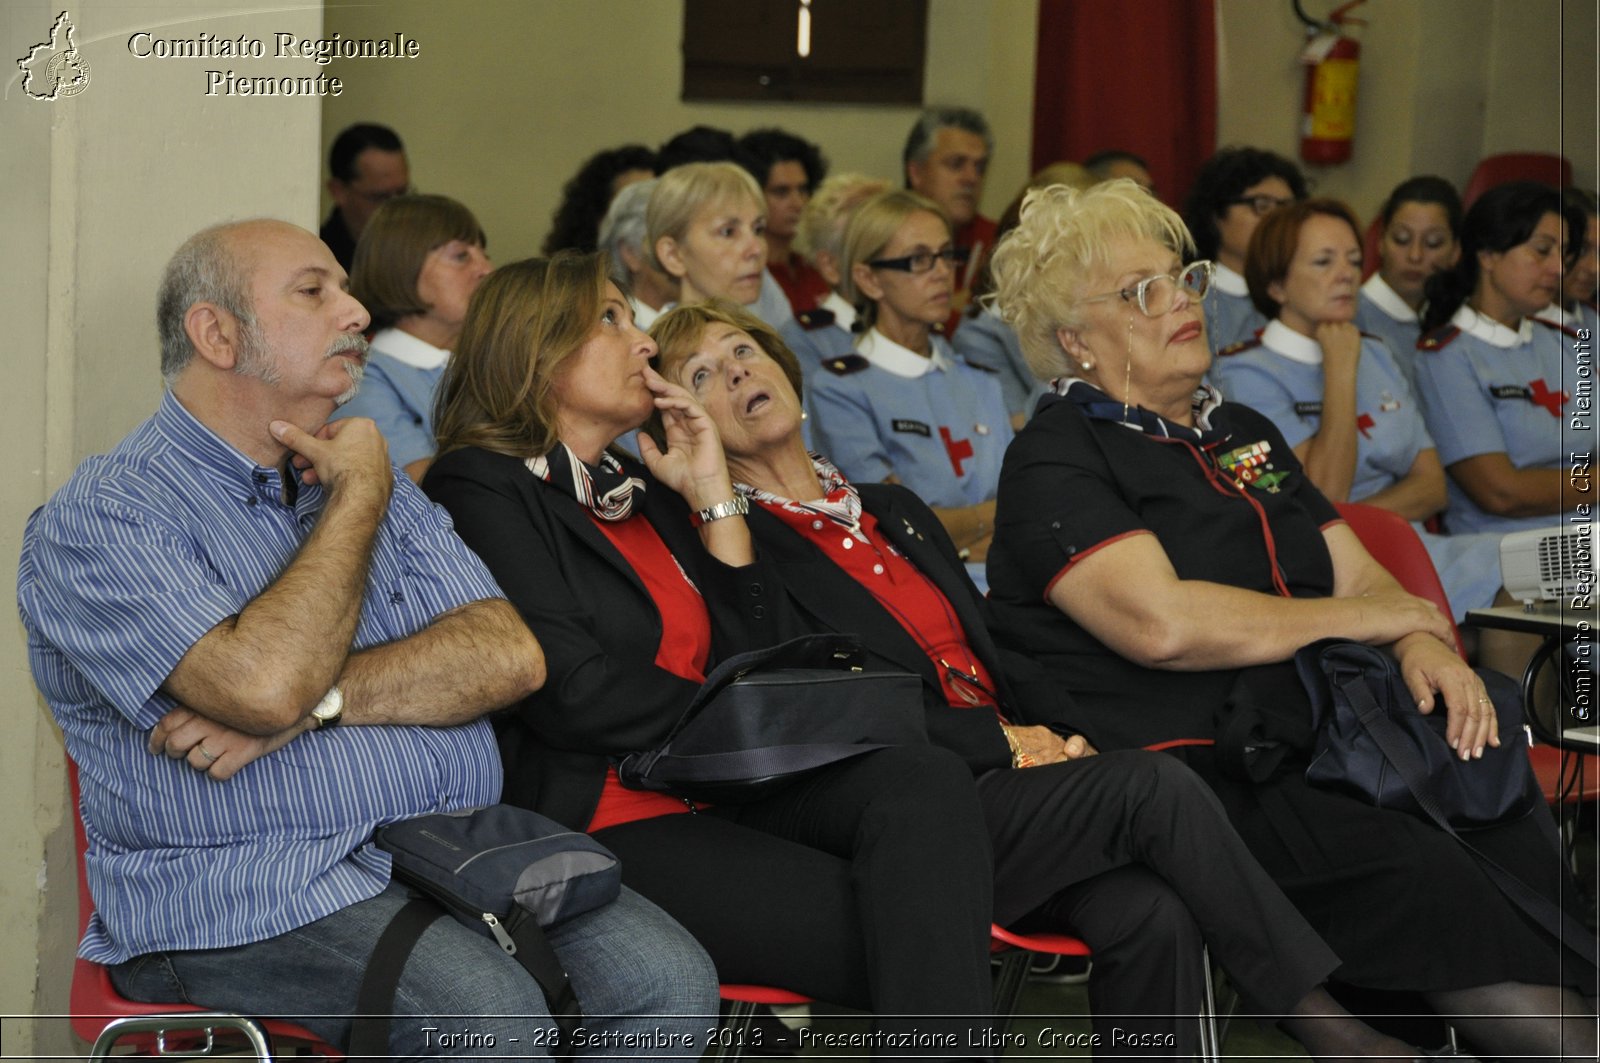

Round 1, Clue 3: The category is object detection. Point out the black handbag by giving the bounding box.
[350,805,623,1058]
[1297,638,1537,829]
[617,633,928,802]
[1294,638,1596,969]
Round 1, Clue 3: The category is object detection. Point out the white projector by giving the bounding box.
[1499,522,1598,605]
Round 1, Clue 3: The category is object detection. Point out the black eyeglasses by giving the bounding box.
[867,247,970,274]
[1224,194,1297,217]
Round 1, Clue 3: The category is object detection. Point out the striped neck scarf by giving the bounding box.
[1049,377,1230,447]
[525,444,645,522]
[735,453,865,542]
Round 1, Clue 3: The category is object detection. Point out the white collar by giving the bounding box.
[1532,303,1579,330]
[372,327,450,370]
[629,297,662,332]
[1361,273,1418,323]
[1260,319,1324,365]
[821,290,857,332]
[858,328,949,378]
[1452,304,1533,349]
[1213,262,1249,297]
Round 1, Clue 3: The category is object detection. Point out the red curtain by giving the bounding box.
[1031,0,1217,207]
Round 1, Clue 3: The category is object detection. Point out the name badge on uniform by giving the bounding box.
[1293,401,1323,417]
[892,419,931,437]
[1490,385,1532,402]
[1378,391,1402,412]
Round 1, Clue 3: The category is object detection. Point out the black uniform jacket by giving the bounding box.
[744,481,1085,773]
[424,445,790,828]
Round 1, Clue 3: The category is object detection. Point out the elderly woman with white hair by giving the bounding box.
[598,178,677,331]
[984,179,1596,1060]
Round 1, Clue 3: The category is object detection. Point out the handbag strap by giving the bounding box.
[349,895,443,1061]
[1335,673,1599,969]
[348,896,582,1061]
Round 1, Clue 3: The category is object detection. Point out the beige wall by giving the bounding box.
[0,0,321,1053]
[321,0,1041,262]
[1217,0,1595,220]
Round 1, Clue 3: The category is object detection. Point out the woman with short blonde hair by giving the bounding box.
[987,178,1596,1060]
[646,162,768,310]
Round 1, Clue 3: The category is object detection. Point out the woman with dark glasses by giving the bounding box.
[1181,147,1308,350]
[806,190,1010,583]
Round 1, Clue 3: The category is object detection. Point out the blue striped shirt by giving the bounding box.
[17,392,505,963]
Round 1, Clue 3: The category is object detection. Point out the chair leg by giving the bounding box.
[1197,945,1223,1063]
[989,950,1033,1038]
[713,998,758,1063]
[88,1012,277,1061]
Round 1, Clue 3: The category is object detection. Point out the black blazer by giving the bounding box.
[744,482,1084,772]
[424,446,788,828]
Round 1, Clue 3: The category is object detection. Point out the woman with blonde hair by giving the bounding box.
[779,173,890,378]
[424,252,996,1051]
[807,189,1011,576]
[985,178,1595,1059]
[334,193,492,481]
[647,162,787,326]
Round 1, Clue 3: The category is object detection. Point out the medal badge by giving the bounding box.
[1215,440,1286,493]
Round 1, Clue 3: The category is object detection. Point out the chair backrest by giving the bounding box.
[1334,502,1466,658]
[1463,153,1574,208]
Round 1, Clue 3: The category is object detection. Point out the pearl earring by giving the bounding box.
[1080,361,1092,371]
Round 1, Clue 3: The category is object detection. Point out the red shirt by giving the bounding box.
[757,499,1002,713]
[769,252,831,315]
[585,513,712,831]
[946,215,998,337]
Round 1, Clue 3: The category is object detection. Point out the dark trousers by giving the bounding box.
[595,744,995,1059]
[980,750,1340,1057]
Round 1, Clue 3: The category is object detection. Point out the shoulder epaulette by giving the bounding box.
[822,354,870,376]
[1216,337,1261,358]
[1417,325,1460,352]
[1531,315,1582,340]
[795,308,837,331]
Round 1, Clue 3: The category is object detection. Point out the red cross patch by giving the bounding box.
[1529,379,1568,417]
[939,426,973,476]
[1356,413,1375,439]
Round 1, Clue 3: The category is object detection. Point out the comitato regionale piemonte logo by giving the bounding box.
[18,11,91,100]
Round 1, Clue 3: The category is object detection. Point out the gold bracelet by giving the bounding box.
[1000,726,1036,770]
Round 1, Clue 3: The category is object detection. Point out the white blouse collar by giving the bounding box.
[1361,273,1418,323]
[1532,303,1579,330]
[1260,319,1323,366]
[858,328,950,379]
[1452,304,1533,349]
[1213,262,1249,297]
[372,327,450,370]
[821,290,857,333]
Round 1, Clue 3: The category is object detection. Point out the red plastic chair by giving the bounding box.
[713,983,813,1059]
[1462,153,1574,208]
[67,762,342,1061]
[1334,503,1600,811]
[990,924,1222,1061]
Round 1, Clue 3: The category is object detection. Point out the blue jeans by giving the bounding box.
[112,883,718,1061]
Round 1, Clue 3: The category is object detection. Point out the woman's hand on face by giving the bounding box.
[1394,631,1500,760]
[637,366,737,508]
[1314,321,1363,377]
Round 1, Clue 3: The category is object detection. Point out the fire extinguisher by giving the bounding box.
[1297,0,1367,166]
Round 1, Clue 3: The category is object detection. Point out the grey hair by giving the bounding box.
[598,178,657,288]
[902,107,993,173]
[157,222,256,384]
